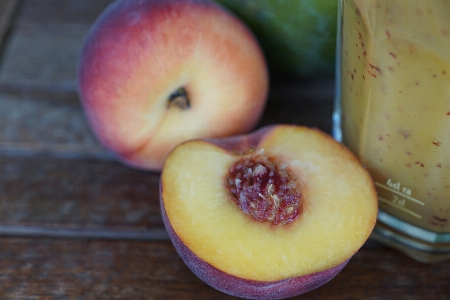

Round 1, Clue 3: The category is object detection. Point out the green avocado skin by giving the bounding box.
[215,0,338,78]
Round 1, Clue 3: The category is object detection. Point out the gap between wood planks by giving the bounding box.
[0,0,20,63]
[0,223,169,241]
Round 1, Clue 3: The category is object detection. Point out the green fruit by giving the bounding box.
[215,0,338,78]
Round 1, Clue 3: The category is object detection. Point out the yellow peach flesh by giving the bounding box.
[162,126,377,282]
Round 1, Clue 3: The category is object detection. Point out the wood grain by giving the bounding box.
[0,238,448,300]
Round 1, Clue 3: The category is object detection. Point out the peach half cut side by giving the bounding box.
[160,124,378,299]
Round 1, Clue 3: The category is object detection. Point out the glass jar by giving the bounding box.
[334,0,450,263]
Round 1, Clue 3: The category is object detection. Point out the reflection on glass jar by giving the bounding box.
[334,0,450,263]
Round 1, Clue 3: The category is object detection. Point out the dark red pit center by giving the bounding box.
[226,149,302,226]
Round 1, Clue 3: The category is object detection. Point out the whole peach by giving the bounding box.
[78,0,269,171]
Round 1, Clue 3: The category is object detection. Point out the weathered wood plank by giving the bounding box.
[0,22,89,85]
[0,92,101,150]
[0,155,161,228]
[0,0,112,89]
[0,79,334,155]
[0,237,448,299]
[0,238,233,299]
[14,0,112,26]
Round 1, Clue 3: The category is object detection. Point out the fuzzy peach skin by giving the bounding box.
[77,0,269,171]
[160,125,378,299]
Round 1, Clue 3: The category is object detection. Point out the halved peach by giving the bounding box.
[160,124,377,299]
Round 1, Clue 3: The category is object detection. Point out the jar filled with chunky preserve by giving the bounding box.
[334,0,450,262]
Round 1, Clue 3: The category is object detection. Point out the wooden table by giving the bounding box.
[0,1,448,299]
